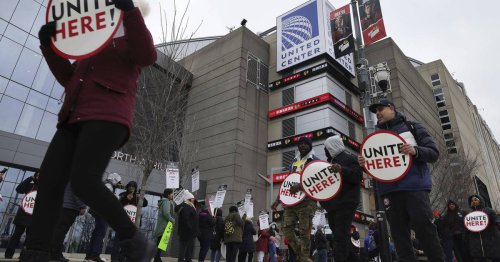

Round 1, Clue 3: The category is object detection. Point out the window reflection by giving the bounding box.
[15,104,43,138]
[46,98,61,114]
[0,19,8,34]
[51,81,64,100]
[10,0,39,32]
[4,24,28,45]
[30,6,45,36]
[0,77,8,93]
[25,35,42,54]
[27,89,48,109]
[0,37,23,78]
[36,111,56,142]
[0,0,18,21]
[11,47,42,87]
[31,59,55,95]
[5,81,29,102]
[0,96,23,133]
[0,182,15,198]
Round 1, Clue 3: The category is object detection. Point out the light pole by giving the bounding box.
[258,166,286,219]
[351,0,392,261]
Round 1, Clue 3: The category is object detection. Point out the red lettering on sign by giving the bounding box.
[53,12,108,41]
[366,157,404,170]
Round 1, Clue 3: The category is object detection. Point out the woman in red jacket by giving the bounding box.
[256,228,270,262]
[20,0,157,261]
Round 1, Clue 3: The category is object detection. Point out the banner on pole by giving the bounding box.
[358,0,387,46]
[330,4,354,58]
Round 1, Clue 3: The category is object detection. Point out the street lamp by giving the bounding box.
[258,166,287,220]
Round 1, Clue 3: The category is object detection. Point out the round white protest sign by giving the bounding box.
[300,161,342,201]
[360,130,413,182]
[464,211,489,232]
[46,0,124,60]
[123,204,137,223]
[279,173,306,206]
[21,190,37,215]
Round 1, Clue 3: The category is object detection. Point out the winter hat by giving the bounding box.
[229,206,238,213]
[324,135,344,159]
[184,191,195,201]
[298,137,313,148]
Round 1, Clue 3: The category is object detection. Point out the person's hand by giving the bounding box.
[271,200,279,212]
[127,193,133,200]
[289,183,301,195]
[79,208,86,216]
[330,163,342,173]
[113,0,135,11]
[399,144,417,156]
[358,155,366,167]
[38,21,56,47]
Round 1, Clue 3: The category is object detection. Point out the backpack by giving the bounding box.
[365,233,376,252]
[224,219,235,235]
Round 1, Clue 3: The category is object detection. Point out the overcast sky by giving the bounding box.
[143,0,500,142]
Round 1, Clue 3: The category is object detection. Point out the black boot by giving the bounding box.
[19,249,50,262]
[119,231,155,262]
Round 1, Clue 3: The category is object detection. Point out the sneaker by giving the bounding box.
[19,248,50,262]
[119,231,155,262]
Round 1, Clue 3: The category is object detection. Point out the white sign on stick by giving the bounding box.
[173,188,186,205]
[360,130,413,182]
[258,211,270,230]
[301,161,342,201]
[464,211,489,232]
[166,167,179,189]
[192,169,200,192]
[213,185,227,208]
[237,200,246,218]
[20,191,37,215]
[46,0,124,60]
[279,173,306,206]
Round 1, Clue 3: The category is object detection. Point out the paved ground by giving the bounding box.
[0,253,179,262]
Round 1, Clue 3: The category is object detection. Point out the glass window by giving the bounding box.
[11,0,39,32]
[15,104,43,138]
[3,168,19,183]
[448,148,457,154]
[446,140,456,147]
[444,133,453,140]
[5,81,29,102]
[432,80,441,86]
[0,182,15,198]
[348,121,356,138]
[431,74,440,81]
[440,116,450,124]
[0,76,8,93]
[437,101,446,108]
[442,124,451,130]
[51,82,64,99]
[30,7,45,36]
[0,96,23,132]
[36,111,56,142]
[435,94,444,102]
[0,37,23,78]
[25,35,42,54]
[5,24,28,45]
[345,92,353,108]
[32,59,55,95]
[0,19,8,34]
[11,47,42,87]
[27,89,48,109]
[439,110,448,116]
[46,98,61,114]
[433,87,443,95]
[0,0,18,21]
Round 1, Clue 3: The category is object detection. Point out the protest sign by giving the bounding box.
[279,173,306,206]
[46,0,124,59]
[207,194,215,216]
[301,161,342,201]
[123,204,137,223]
[360,130,413,182]
[237,200,246,218]
[192,168,200,192]
[158,221,173,251]
[173,187,186,205]
[213,185,227,208]
[464,211,489,232]
[166,167,179,189]
[258,211,270,230]
[21,191,37,215]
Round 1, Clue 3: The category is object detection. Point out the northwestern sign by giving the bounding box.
[277,0,355,76]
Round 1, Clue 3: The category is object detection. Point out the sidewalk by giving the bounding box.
[0,253,180,262]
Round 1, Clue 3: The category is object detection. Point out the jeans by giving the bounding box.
[26,121,134,252]
[257,251,265,262]
[178,238,195,262]
[238,251,254,262]
[384,191,445,262]
[327,204,357,262]
[51,208,80,256]
[317,249,328,262]
[86,213,108,258]
[441,238,454,262]
[226,243,241,262]
[210,248,221,262]
[198,239,211,261]
[5,225,28,258]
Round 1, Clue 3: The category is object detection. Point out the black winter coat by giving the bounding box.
[13,177,38,226]
[210,216,225,249]
[315,230,328,250]
[240,220,257,252]
[198,209,215,241]
[176,202,199,241]
[466,195,500,259]
[320,151,362,211]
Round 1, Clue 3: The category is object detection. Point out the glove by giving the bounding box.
[38,21,56,47]
[114,0,135,11]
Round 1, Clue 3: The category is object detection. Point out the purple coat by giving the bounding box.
[41,8,157,141]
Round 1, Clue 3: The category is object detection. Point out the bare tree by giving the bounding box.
[430,151,479,213]
[122,0,201,226]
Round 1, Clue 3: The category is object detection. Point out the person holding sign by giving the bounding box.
[175,191,199,262]
[22,0,157,260]
[5,172,39,259]
[272,137,319,262]
[320,135,362,262]
[464,194,500,261]
[358,99,444,261]
[154,189,175,262]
